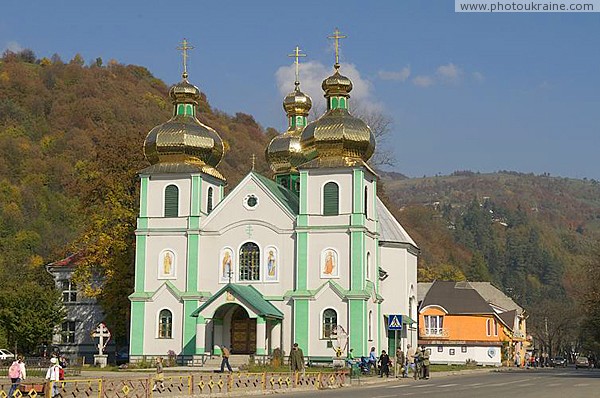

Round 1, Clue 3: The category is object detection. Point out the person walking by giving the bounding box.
[396,348,406,378]
[406,344,416,378]
[413,346,423,380]
[220,345,232,373]
[379,350,391,378]
[290,343,305,374]
[152,357,165,391]
[8,355,26,397]
[421,346,430,380]
[45,357,61,397]
[368,346,378,374]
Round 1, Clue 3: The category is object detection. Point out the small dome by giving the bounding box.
[283,84,312,116]
[169,76,201,104]
[300,108,375,162]
[266,132,304,174]
[321,68,353,98]
[143,76,224,171]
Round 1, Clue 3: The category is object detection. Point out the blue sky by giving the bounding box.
[2,1,599,179]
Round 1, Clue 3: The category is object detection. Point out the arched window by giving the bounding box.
[368,310,373,341]
[158,309,173,339]
[323,182,339,216]
[207,187,213,214]
[366,252,371,280]
[364,186,368,217]
[239,242,260,281]
[323,308,338,338]
[164,185,179,217]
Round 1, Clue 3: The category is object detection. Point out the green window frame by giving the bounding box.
[164,185,179,217]
[323,182,339,216]
[239,242,260,281]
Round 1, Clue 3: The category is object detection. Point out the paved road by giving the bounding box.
[287,367,600,398]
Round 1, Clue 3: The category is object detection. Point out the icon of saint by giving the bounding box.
[324,250,335,275]
[222,250,232,279]
[267,250,276,277]
[163,251,173,275]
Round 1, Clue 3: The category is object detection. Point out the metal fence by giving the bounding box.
[0,370,349,397]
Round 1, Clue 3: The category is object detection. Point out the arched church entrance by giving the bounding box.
[231,306,256,354]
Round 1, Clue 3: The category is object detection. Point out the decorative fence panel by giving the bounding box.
[0,370,348,397]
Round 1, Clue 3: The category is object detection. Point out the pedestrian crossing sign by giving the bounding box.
[388,314,403,330]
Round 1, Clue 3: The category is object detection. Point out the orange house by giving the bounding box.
[417,281,520,366]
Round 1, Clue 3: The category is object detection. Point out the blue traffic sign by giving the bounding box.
[388,314,403,331]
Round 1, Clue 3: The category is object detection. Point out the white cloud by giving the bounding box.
[412,75,435,88]
[377,66,411,82]
[5,41,23,53]
[275,60,384,115]
[473,71,485,83]
[436,63,462,83]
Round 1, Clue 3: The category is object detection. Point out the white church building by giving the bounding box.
[129,38,418,362]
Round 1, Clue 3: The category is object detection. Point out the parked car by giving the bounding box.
[552,356,567,367]
[575,356,590,369]
[0,349,15,362]
[115,349,129,365]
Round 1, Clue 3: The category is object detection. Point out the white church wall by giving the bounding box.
[198,224,295,296]
[144,234,188,293]
[309,287,347,357]
[146,175,192,218]
[305,171,353,216]
[305,231,350,290]
[423,344,502,366]
[144,288,184,355]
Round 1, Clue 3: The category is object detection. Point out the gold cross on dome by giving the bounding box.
[251,154,256,170]
[288,46,306,85]
[177,38,195,78]
[328,28,347,67]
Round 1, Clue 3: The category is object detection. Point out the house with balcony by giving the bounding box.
[417,281,527,366]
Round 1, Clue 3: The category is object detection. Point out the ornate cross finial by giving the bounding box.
[177,38,195,79]
[251,154,256,170]
[328,28,347,68]
[288,45,306,86]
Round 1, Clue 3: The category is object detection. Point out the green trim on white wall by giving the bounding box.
[296,232,308,290]
[294,300,309,352]
[352,169,364,215]
[350,231,365,291]
[134,235,146,292]
[140,176,148,217]
[349,299,365,354]
[183,300,197,355]
[187,233,199,291]
[130,301,145,355]
[299,171,308,217]
[191,175,202,216]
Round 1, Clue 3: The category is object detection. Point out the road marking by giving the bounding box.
[468,383,484,386]
[373,395,399,398]
[574,383,590,387]
[487,378,531,387]
[410,384,435,388]
[547,383,561,387]
[437,384,459,388]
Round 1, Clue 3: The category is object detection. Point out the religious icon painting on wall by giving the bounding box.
[321,248,339,278]
[219,247,234,283]
[264,246,278,282]
[158,249,176,279]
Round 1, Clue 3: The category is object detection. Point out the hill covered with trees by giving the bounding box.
[0,49,597,357]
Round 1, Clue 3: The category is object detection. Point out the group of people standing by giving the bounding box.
[396,344,431,380]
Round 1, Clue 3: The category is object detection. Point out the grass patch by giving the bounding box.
[430,364,479,372]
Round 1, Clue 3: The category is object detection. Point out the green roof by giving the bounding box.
[252,172,299,215]
[191,284,283,319]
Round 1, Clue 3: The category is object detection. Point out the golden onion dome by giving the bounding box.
[143,74,225,172]
[322,68,353,97]
[283,83,312,116]
[300,65,375,163]
[266,83,312,174]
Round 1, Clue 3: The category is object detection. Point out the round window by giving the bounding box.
[243,194,259,210]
